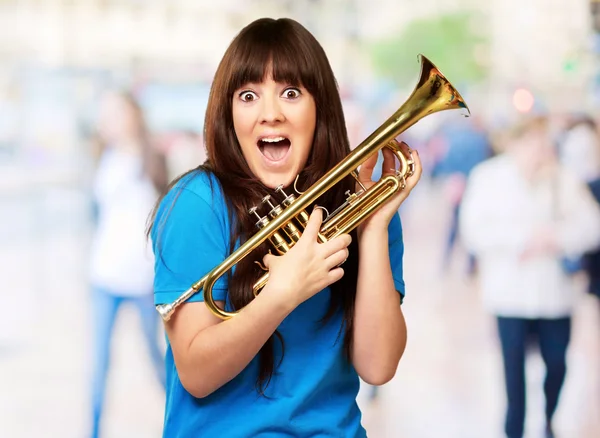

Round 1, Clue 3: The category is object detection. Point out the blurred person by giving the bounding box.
[585,178,600,300]
[89,90,167,438]
[556,114,600,295]
[556,113,600,183]
[164,130,206,181]
[459,115,600,438]
[147,18,421,437]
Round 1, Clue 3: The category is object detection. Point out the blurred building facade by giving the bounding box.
[0,1,594,86]
[0,0,597,175]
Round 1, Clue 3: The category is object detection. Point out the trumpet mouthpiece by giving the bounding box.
[156,303,174,322]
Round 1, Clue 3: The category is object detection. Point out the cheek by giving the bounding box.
[298,105,317,154]
[232,108,253,150]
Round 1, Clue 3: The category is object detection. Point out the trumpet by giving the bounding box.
[156,54,469,322]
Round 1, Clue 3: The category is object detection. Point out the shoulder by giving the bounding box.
[160,170,227,215]
[153,169,231,240]
[172,169,226,205]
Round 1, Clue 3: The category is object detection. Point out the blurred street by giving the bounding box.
[1,181,599,438]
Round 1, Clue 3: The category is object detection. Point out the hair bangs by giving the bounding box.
[228,41,273,95]
[228,21,318,96]
[270,43,316,92]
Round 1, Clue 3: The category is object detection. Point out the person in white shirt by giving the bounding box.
[557,114,600,183]
[89,90,168,438]
[459,115,600,438]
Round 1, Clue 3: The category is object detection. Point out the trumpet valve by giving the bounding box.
[269,232,291,254]
[264,192,300,243]
[345,190,358,202]
[249,206,269,229]
[276,183,298,207]
[262,195,275,209]
[249,206,260,217]
[275,184,287,196]
[262,194,284,219]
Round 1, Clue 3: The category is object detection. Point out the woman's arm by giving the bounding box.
[350,143,421,384]
[164,208,351,398]
[352,226,406,385]
[165,290,294,398]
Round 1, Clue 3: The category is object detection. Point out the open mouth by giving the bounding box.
[258,136,291,163]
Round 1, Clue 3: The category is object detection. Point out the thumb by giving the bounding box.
[303,206,324,240]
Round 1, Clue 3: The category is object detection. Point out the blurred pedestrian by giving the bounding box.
[459,115,600,438]
[557,113,600,183]
[89,90,167,438]
[557,114,600,299]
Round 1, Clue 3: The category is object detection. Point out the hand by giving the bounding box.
[519,225,559,261]
[260,208,352,308]
[357,140,422,234]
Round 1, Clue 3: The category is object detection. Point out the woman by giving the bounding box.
[89,91,167,438]
[459,115,600,438]
[149,18,421,437]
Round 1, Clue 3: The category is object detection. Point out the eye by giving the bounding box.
[282,88,301,99]
[239,91,258,102]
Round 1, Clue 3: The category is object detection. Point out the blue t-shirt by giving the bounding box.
[152,170,405,438]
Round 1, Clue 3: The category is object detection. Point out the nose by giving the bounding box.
[259,95,285,124]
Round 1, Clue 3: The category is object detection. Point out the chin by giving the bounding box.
[256,171,297,190]
[259,175,291,190]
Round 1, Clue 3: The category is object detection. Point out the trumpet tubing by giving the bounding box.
[156,54,470,322]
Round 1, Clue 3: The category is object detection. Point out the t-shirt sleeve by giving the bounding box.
[388,212,406,300]
[152,187,229,305]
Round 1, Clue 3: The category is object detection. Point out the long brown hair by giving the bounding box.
[150,17,359,393]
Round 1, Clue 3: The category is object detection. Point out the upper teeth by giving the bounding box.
[261,136,286,143]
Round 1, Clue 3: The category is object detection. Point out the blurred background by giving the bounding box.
[1,0,600,437]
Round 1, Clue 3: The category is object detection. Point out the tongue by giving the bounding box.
[262,143,289,160]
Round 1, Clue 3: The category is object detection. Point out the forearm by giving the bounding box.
[178,287,293,397]
[353,227,406,385]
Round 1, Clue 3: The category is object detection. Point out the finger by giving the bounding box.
[405,150,423,189]
[398,140,412,156]
[358,153,378,185]
[302,207,324,241]
[381,148,397,177]
[262,253,275,269]
[324,248,349,270]
[326,267,345,285]
[320,233,352,257]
